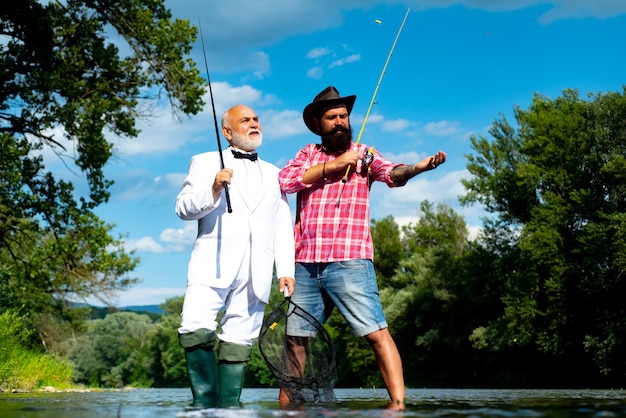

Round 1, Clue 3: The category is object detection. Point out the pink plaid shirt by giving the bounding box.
[279,142,405,263]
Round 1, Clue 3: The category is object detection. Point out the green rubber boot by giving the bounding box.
[179,329,219,408]
[218,341,253,407]
[218,362,246,407]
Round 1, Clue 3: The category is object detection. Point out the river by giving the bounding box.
[1,387,625,417]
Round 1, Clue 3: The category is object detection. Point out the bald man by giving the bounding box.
[176,105,295,407]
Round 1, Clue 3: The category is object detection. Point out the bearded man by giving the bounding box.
[278,86,446,410]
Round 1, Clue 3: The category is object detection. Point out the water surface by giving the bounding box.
[1,388,625,417]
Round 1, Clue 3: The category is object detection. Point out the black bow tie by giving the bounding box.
[231,149,258,161]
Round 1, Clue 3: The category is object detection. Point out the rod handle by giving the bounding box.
[223,182,232,213]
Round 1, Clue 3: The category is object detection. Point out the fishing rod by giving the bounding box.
[342,7,410,183]
[198,19,232,213]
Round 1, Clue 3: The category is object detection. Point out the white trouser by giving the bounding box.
[178,245,266,346]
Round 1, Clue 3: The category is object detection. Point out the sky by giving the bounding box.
[66,0,626,307]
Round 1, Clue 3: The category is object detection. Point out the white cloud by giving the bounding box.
[166,0,346,75]
[369,168,482,223]
[124,222,196,254]
[424,120,461,136]
[165,1,626,81]
[125,236,166,253]
[159,172,187,190]
[111,82,269,157]
[387,170,466,205]
[535,0,626,24]
[307,47,332,60]
[368,168,489,245]
[382,118,411,132]
[307,66,325,79]
[363,113,384,124]
[393,215,421,229]
[240,52,272,80]
[382,150,430,163]
[261,109,306,139]
[467,224,483,241]
[160,222,197,250]
[381,214,483,242]
[329,53,361,69]
[111,168,180,202]
[412,0,626,23]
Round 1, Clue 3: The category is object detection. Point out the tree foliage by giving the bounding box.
[371,215,403,286]
[147,297,187,387]
[0,0,205,331]
[379,201,479,386]
[67,311,154,387]
[462,88,626,381]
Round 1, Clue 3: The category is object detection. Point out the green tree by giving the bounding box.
[0,1,204,332]
[462,88,626,384]
[371,215,403,286]
[143,297,187,387]
[67,311,155,387]
[379,201,472,386]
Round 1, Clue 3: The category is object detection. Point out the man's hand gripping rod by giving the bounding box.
[342,8,410,183]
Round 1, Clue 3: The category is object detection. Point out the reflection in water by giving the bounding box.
[1,388,625,417]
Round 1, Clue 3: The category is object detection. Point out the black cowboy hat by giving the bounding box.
[303,86,356,135]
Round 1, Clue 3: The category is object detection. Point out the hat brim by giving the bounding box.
[303,95,356,135]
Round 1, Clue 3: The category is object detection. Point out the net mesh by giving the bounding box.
[259,298,337,403]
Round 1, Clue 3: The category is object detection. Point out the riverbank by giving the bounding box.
[2,385,138,394]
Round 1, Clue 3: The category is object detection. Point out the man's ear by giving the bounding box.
[222,126,232,141]
[314,118,321,132]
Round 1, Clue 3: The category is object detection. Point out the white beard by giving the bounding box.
[231,130,262,151]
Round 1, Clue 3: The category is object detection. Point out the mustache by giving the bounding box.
[331,126,350,134]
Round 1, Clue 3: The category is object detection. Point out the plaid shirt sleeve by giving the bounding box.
[279,143,403,263]
[278,144,317,194]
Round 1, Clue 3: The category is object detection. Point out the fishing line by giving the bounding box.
[341,7,410,184]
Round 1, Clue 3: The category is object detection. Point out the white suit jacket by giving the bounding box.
[175,147,295,303]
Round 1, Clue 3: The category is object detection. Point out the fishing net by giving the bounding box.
[259,296,337,403]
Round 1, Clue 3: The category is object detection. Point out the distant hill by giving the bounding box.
[122,305,163,314]
[70,302,164,319]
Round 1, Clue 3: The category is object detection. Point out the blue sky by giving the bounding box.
[70,0,626,306]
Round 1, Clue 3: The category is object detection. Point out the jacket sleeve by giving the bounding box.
[175,154,222,220]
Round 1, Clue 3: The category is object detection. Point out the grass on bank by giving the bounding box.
[0,310,73,392]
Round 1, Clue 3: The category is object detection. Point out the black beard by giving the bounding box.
[320,127,353,154]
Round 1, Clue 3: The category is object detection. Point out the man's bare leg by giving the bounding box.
[278,387,290,406]
[365,328,405,410]
[278,337,308,406]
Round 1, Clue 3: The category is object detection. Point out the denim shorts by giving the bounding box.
[288,260,388,337]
